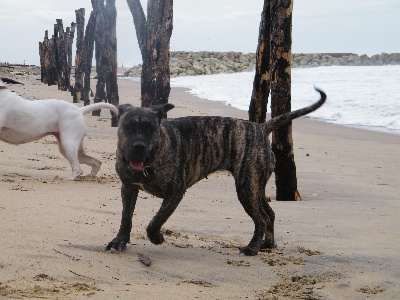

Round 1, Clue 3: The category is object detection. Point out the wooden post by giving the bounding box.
[270,0,297,201]
[39,31,49,84]
[74,8,86,103]
[37,3,118,127]
[47,36,57,86]
[39,30,57,86]
[104,0,119,127]
[249,0,271,123]
[54,20,63,90]
[83,11,96,106]
[149,0,173,107]
[39,40,45,82]
[92,0,107,117]
[66,23,76,94]
[66,23,76,73]
[51,19,75,92]
[91,0,119,126]
[54,19,69,91]
[126,0,173,110]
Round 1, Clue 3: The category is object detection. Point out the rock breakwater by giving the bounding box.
[124,51,400,77]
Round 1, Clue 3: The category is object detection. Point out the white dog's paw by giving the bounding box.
[68,169,83,180]
[89,161,101,176]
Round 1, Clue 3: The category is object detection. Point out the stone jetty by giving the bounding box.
[124,52,400,78]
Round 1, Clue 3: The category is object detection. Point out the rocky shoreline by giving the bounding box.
[2,51,399,80]
[124,52,400,77]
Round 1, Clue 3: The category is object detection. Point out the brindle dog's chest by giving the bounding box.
[116,161,169,198]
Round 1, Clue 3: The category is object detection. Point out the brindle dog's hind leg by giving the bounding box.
[235,185,268,256]
[260,194,276,249]
[107,183,139,252]
[146,193,185,245]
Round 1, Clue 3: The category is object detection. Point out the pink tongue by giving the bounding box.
[129,161,144,170]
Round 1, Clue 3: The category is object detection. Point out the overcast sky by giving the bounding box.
[1,0,399,67]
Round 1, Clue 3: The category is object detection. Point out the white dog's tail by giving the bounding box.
[80,103,118,116]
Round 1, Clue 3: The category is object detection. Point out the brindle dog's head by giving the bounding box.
[117,103,174,172]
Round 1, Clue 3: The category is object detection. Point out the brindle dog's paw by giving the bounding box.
[106,236,128,252]
[261,239,277,249]
[240,246,259,256]
[147,230,165,245]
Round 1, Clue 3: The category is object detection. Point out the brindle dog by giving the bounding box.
[107,88,326,256]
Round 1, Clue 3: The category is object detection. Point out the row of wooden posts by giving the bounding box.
[38,0,119,126]
[38,0,299,200]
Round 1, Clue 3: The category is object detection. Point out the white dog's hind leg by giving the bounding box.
[58,136,84,180]
[66,152,84,180]
[68,166,84,180]
[78,143,102,176]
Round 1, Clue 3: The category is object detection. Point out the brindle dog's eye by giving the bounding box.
[125,121,138,134]
[141,122,154,135]
[145,126,153,135]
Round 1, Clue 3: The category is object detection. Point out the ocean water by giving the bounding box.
[170,65,400,135]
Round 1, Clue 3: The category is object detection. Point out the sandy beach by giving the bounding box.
[0,68,399,299]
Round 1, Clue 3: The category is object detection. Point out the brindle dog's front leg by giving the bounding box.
[106,183,139,252]
[147,194,184,245]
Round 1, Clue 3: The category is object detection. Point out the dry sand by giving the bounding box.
[0,67,399,299]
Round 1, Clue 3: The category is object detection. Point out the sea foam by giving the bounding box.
[171,65,400,135]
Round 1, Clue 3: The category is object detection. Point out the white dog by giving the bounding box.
[0,80,118,179]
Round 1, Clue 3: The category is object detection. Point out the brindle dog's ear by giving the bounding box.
[152,103,174,120]
[117,104,134,120]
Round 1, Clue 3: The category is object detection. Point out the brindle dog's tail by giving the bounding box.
[264,87,327,133]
